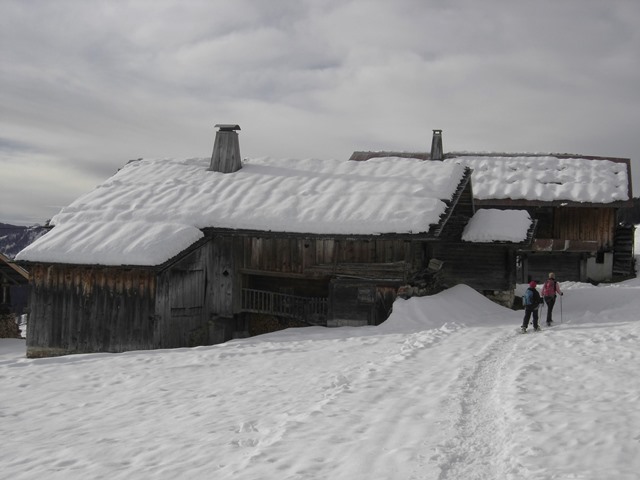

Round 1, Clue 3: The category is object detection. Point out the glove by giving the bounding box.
[560,292,563,296]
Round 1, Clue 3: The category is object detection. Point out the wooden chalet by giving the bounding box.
[17,126,534,357]
[352,130,635,284]
[446,153,633,283]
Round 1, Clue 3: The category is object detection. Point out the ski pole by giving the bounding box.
[560,295,563,323]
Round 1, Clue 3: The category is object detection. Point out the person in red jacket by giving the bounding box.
[541,272,563,326]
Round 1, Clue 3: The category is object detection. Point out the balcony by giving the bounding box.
[241,288,328,326]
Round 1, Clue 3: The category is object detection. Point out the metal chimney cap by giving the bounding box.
[215,124,241,131]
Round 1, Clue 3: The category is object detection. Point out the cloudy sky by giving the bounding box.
[2,0,639,226]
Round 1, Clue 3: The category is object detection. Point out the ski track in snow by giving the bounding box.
[429,319,640,480]
[432,328,520,479]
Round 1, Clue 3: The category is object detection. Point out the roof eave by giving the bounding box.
[474,199,632,208]
[200,227,438,241]
[349,151,430,161]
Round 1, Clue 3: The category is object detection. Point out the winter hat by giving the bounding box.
[529,281,537,288]
[549,272,555,278]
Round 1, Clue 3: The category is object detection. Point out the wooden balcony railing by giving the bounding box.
[241,288,328,325]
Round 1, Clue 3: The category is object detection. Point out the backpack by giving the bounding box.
[523,288,540,307]
[542,279,556,297]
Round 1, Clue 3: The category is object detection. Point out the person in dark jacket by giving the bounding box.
[541,272,563,326]
[521,281,542,333]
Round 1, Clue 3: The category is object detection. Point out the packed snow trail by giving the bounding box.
[432,318,640,480]
[432,328,518,479]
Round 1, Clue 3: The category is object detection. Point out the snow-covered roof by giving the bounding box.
[16,156,467,266]
[461,209,532,243]
[444,155,630,204]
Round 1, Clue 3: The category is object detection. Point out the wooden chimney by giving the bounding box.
[209,124,242,173]
[430,129,443,161]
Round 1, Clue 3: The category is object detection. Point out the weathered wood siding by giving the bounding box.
[430,243,516,292]
[241,236,419,277]
[329,279,398,326]
[612,224,635,277]
[553,207,616,249]
[240,236,419,327]
[25,225,522,356]
[246,274,329,298]
[520,252,583,284]
[476,205,617,251]
[26,264,156,357]
[453,178,475,217]
[155,235,239,348]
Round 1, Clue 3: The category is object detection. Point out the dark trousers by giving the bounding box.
[522,306,539,329]
[544,296,556,323]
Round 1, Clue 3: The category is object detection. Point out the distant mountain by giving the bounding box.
[0,223,49,259]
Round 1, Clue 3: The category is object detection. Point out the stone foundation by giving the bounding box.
[26,347,73,359]
[0,313,21,338]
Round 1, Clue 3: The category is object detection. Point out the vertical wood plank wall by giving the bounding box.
[430,243,515,291]
[27,265,156,357]
[155,235,239,348]
[553,207,616,248]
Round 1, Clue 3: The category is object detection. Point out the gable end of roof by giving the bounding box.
[428,167,473,238]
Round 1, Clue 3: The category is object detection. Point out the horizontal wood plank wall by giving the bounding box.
[242,236,418,276]
[430,243,515,291]
[523,252,583,284]
[27,264,156,357]
[554,207,616,248]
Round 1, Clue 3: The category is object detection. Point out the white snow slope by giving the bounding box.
[2,277,639,480]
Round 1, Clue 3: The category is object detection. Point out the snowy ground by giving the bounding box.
[2,277,639,480]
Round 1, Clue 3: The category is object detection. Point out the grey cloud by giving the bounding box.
[1,0,640,225]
